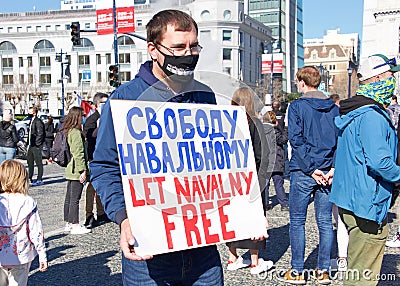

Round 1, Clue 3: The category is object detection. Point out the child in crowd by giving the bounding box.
[0,159,48,286]
[226,87,273,275]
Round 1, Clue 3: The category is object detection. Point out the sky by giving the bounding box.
[303,0,364,39]
[2,0,365,39]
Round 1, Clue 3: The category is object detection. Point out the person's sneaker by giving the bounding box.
[31,180,43,186]
[336,257,347,272]
[84,215,95,228]
[64,223,72,232]
[227,256,251,271]
[97,214,111,224]
[70,225,91,235]
[276,269,306,285]
[310,269,331,285]
[250,258,274,275]
[386,232,400,248]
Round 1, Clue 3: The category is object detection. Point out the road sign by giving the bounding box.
[82,70,91,82]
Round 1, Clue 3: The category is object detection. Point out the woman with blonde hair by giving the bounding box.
[59,106,91,234]
[0,159,48,285]
[226,87,273,275]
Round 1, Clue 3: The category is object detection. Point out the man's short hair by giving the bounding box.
[29,106,38,114]
[146,9,198,45]
[296,66,321,88]
[93,92,108,106]
[330,93,340,102]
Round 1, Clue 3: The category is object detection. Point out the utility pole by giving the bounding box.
[55,50,68,117]
[113,0,118,66]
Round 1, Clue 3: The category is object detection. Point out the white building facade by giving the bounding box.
[362,0,400,94]
[0,0,271,115]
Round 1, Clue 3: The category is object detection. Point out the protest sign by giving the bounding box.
[110,100,266,256]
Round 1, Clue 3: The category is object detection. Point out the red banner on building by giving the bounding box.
[261,53,283,74]
[97,6,135,35]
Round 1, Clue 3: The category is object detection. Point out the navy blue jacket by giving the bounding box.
[288,91,339,175]
[90,61,216,225]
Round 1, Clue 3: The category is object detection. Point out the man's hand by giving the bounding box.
[323,168,335,185]
[311,169,328,185]
[120,219,153,261]
[39,261,48,272]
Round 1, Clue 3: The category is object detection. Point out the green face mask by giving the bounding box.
[356,76,396,104]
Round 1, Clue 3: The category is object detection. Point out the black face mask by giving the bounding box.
[27,114,33,118]
[157,49,199,83]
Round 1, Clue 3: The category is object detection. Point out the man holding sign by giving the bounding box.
[91,10,267,285]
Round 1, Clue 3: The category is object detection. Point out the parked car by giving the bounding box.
[14,119,29,139]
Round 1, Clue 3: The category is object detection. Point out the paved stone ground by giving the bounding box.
[26,163,399,285]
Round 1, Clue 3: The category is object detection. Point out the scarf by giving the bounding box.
[356,77,396,105]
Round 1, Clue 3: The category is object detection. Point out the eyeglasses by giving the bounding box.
[157,43,203,56]
[373,58,396,70]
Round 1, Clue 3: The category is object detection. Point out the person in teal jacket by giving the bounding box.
[330,54,400,286]
[60,106,91,235]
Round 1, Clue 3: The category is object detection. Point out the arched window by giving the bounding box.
[0,41,17,54]
[72,38,95,51]
[113,35,135,50]
[33,40,55,53]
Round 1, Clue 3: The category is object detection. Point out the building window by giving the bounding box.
[312,54,316,60]
[55,25,61,31]
[223,10,232,20]
[39,57,51,67]
[120,71,131,82]
[2,58,13,68]
[201,10,211,20]
[249,35,252,47]
[36,26,41,32]
[137,19,143,27]
[106,53,111,64]
[223,49,232,60]
[97,72,102,83]
[239,32,243,45]
[85,23,91,29]
[96,54,101,64]
[78,55,90,65]
[8,27,13,33]
[46,25,51,31]
[3,75,13,85]
[28,74,33,84]
[19,74,24,84]
[40,74,51,84]
[223,67,231,75]
[17,27,22,32]
[119,53,131,64]
[223,30,232,41]
[19,57,23,67]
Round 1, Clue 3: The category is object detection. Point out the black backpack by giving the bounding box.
[50,131,72,167]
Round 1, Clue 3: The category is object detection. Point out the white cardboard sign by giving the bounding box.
[110,100,266,256]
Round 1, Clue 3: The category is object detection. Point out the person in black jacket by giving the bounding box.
[83,92,109,228]
[44,116,55,161]
[262,111,289,211]
[0,109,19,163]
[27,106,45,186]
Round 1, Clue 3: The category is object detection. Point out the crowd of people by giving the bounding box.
[1,8,400,286]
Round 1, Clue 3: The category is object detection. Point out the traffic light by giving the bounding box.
[109,65,120,87]
[70,22,81,46]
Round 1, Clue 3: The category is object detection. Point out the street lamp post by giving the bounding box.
[347,66,353,99]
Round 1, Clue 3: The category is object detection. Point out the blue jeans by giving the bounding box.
[122,246,223,286]
[289,170,333,272]
[0,146,16,164]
